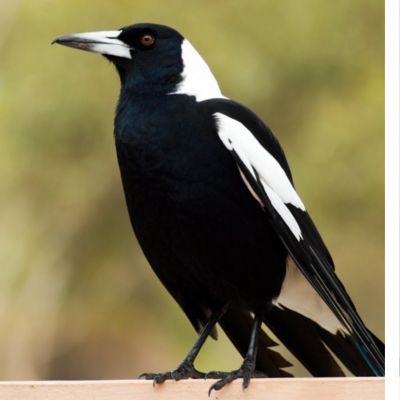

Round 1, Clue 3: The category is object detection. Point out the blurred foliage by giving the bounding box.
[0,0,383,379]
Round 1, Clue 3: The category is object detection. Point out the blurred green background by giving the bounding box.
[0,0,383,379]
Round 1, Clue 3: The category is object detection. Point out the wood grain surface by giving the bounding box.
[0,377,384,400]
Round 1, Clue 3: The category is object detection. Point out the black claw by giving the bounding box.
[242,374,251,390]
[208,382,220,397]
[208,371,237,395]
[241,365,252,390]
[138,371,172,385]
[207,363,260,394]
[155,373,170,384]
[139,362,205,385]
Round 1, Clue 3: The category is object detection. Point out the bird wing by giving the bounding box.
[201,98,384,376]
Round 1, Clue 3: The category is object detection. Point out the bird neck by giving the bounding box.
[115,39,223,102]
[116,62,182,97]
[169,39,223,101]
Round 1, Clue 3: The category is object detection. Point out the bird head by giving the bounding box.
[53,23,221,100]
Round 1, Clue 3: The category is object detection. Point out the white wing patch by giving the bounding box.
[170,40,223,101]
[275,258,346,334]
[215,113,305,241]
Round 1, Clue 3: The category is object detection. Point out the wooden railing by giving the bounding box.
[0,377,384,400]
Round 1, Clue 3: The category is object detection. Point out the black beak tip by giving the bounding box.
[52,36,64,45]
[52,35,71,46]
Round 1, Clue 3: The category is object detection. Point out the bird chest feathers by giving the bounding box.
[114,94,237,204]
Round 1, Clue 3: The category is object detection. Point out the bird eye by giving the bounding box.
[139,33,155,47]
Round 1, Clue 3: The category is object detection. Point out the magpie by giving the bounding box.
[53,23,384,392]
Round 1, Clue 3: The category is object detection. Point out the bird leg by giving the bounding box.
[140,305,228,384]
[207,314,263,394]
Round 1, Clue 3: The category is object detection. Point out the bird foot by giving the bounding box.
[139,361,205,385]
[207,363,262,395]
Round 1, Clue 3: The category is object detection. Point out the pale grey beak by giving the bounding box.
[52,30,132,59]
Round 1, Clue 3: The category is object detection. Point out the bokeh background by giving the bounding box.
[0,0,384,379]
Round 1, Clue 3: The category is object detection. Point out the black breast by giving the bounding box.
[114,94,287,313]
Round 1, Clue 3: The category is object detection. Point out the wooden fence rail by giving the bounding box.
[0,377,384,400]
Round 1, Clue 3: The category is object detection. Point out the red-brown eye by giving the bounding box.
[140,33,155,47]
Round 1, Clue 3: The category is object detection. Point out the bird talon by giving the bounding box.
[155,373,170,384]
[139,364,205,385]
[208,382,220,397]
[138,372,156,380]
[207,364,256,395]
[138,372,172,385]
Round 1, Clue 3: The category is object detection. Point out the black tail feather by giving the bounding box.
[219,308,293,377]
[316,326,384,376]
[264,306,385,377]
[264,306,345,376]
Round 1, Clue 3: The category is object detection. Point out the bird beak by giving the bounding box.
[52,30,132,59]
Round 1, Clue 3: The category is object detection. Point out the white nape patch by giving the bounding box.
[215,113,305,240]
[275,258,346,334]
[171,39,223,101]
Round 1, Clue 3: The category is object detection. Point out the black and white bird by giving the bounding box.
[53,23,384,392]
